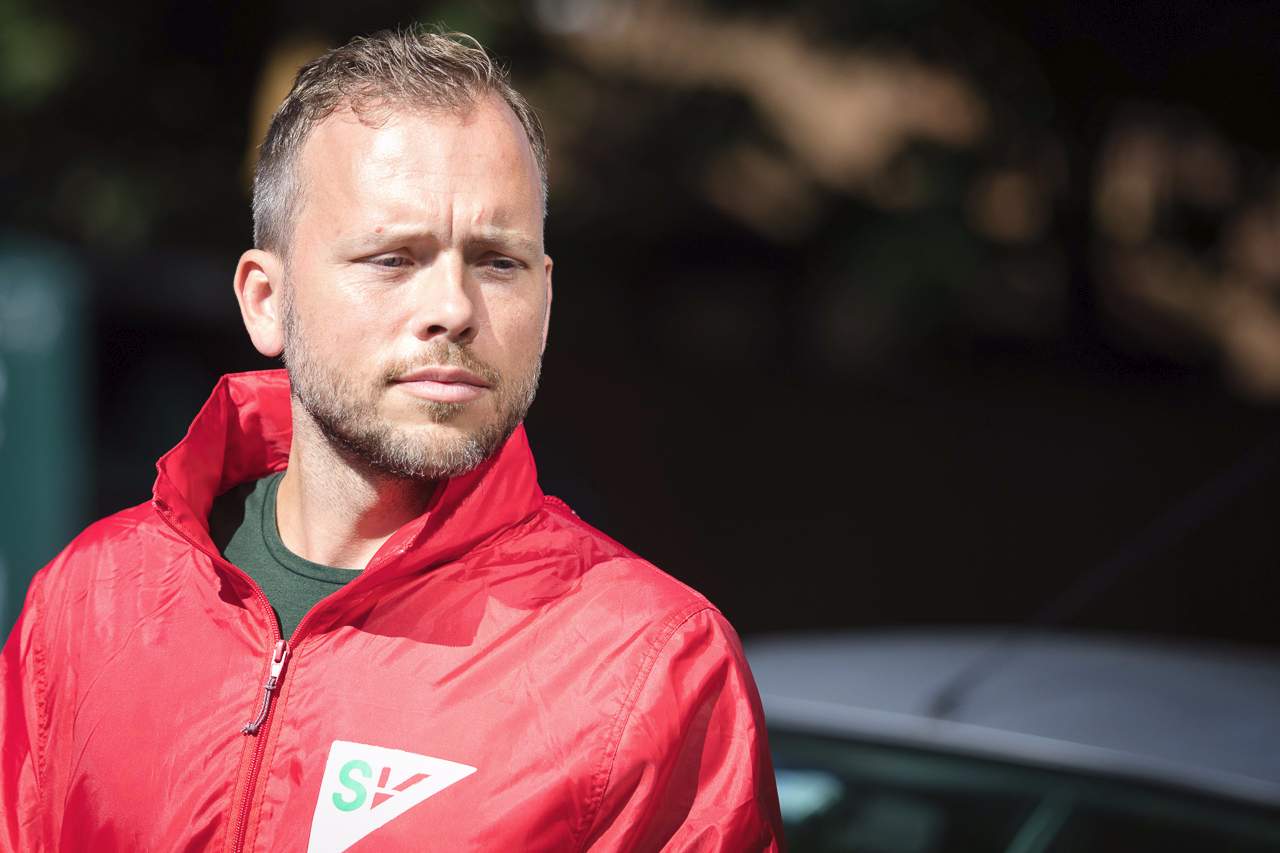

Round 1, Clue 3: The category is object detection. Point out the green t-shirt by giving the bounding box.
[211,471,359,639]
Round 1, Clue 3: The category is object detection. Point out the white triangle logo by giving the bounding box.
[306,740,477,853]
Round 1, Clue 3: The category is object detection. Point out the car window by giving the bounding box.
[1046,801,1280,853]
[770,729,1280,853]
[772,731,1040,852]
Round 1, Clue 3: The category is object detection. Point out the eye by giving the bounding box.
[369,254,412,269]
[480,255,525,276]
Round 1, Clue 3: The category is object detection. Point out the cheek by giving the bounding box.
[487,300,547,365]
[296,286,390,358]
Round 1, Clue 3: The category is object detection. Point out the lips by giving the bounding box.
[392,365,491,404]
[395,366,492,387]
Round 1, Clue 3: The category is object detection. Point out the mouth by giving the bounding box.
[392,366,491,404]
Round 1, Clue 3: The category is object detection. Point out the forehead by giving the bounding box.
[294,97,543,235]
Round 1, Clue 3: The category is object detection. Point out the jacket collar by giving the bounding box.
[152,370,544,579]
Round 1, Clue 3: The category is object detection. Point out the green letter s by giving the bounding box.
[333,759,372,811]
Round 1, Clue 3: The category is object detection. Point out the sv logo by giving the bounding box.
[332,759,430,811]
[308,741,477,853]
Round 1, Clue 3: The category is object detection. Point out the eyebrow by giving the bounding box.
[353,225,542,258]
[467,226,542,258]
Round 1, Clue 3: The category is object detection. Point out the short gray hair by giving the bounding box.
[252,27,548,256]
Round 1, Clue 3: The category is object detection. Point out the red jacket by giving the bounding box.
[0,370,783,852]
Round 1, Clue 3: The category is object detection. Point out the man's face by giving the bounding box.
[280,98,551,479]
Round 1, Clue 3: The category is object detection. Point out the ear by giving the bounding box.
[540,254,554,354]
[233,249,286,358]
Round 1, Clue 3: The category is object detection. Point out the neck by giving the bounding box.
[274,401,436,570]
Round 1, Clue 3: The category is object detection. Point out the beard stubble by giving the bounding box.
[280,284,541,481]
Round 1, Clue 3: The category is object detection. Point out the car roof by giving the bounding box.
[746,628,1280,808]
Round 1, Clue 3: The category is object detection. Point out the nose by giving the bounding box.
[409,254,477,345]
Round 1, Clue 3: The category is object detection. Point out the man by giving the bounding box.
[0,28,783,853]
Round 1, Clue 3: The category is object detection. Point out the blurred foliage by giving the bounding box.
[0,0,79,108]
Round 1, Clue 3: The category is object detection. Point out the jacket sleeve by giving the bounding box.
[580,607,785,852]
[0,572,47,852]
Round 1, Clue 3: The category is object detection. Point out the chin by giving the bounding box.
[395,411,486,437]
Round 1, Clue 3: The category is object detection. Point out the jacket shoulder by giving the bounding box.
[32,501,175,595]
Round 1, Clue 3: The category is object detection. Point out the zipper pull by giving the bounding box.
[241,640,290,735]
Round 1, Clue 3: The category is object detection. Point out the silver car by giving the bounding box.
[747,629,1280,852]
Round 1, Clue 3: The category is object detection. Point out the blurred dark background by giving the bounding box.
[4,0,1280,647]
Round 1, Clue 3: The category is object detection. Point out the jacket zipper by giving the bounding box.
[241,640,290,734]
[230,633,287,852]
[227,567,297,853]
[230,603,326,853]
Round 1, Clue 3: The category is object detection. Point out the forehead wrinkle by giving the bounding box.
[348,221,540,259]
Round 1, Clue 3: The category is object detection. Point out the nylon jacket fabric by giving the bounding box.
[0,370,783,852]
